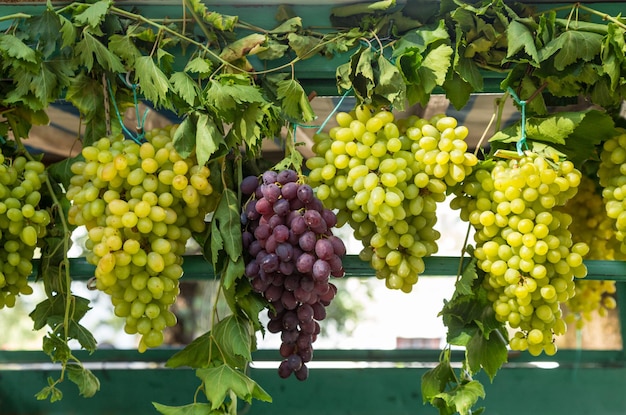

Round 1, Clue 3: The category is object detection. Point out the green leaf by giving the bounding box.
[134,56,171,108]
[74,32,125,72]
[393,20,450,56]
[255,39,289,61]
[276,79,315,123]
[35,380,63,403]
[173,116,196,158]
[197,365,271,409]
[108,34,143,66]
[65,72,104,117]
[466,330,508,380]
[452,257,478,299]
[0,34,38,63]
[184,57,213,75]
[29,295,91,330]
[435,380,485,415]
[229,280,266,330]
[166,331,216,369]
[195,113,223,166]
[374,54,406,110]
[223,256,246,292]
[65,364,101,398]
[59,14,77,49]
[74,0,112,29]
[42,334,71,363]
[506,20,539,65]
[212,315,253,366]
[442,70,473,110]
[270,16,302,34]
[212,188,242,264]
[153,402,218,415]
[68,321,98,352]
[422,354,455,403]
[205,76,266,116]
[419,43,453,93]
[170,72,199,107]
[539,30,603,71]
[287,33,323,59]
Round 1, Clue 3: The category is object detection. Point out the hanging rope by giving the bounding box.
[106,72,150,144]
[507,87,528,155]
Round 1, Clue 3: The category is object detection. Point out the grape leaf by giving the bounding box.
[539,30,603,71]
[255,39,289,61]
[73,0,112,29]
[276,78,315,123]
[212,315,253,367]
[287,33,323,59]
[421,353,455,404]
[374,54,406,109]
[420,43,453,93]
[65,364,101,398]
[153,402,219,415]
[197,365,271,410]
[195,112,223,166]
[506,19,539,65]
[269,16,302,34]
[74,31,124,72]
[134,55,171,108]
[172,115,196,158]
[35,379,63,403]
[205,76,266,117]
[108,34,142,66]
[451,257,478,299]
[27,9,62,58]
[211,188,242,263]
[29,295,92,330]
[393,20,450,56]
[58,14,76,49]
[184,57,213,75]
[442,70,473,110]
[466,330,508,380]
[0,34,37,63]
[166,331,216,369]
[222,255,246,292]
[228,280,266,330]
[435,380,485,415]
[170,72,199,107]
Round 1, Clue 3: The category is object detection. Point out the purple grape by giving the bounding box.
[264,284,283,302]
[300,319,315,335]
[290,215,307,235]
[313,321,320,335]
[265,234,278,253]
[251,275,271,292]
[249,240,262,257]
[271,300,285,316]
[242,231,254,249]
[286,353,303,371]
[281,182,299,200]
[288,230,299,246]
[313,280,330,295]
[298,348,313,364]
[297,303,314,322]
[254,186,263,199]
[290,198,305,211]
[319,283,336,305]
[245,200,260,221]
[297,184,314,203]
[261,253,279,273]
[262,170,278,185]
[279,260,295,276]
[282,311,299,330]
[281,290,298,310]
[280,342,296,358]
[300,276,315,292]
[273,198,290,216]
[271,273,284,286]
[281,329,299,344]
[306,198,324,212]
[255,197,272,216]
[321,208,337,228]
[315,238,334,261]
[294,287,311,303]
[277,169,298,184]
[298,231,316,252]
[278,360,293,378]
[276,242,293,263]
[284,274,301,291]
[303,209,322,228]
[268,214,284,229]
[245,261,260,278]
[328,235,346,257]
[297,333,312,349]
[240,212,248,226]
[241,175,260,195]
[312,259,330,282]
[294,363,309,381]
[328,254,344,277]
[267,318,283,334]
[296,253,315,273]
[311,301,326,320]
[273,224,290,243]
[254,223,271,241]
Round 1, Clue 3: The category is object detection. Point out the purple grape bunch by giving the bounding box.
[240,169,346,380]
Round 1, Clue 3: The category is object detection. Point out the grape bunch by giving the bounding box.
[306,106,477,292]
[451,153,587,356]
[555,175,619,328]
[0,153,50,308]
[240,169,345,381]
[66,126,215,351]
[598,130,626,251]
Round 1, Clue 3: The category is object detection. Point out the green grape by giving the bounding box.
[307,109,477,292]
[0,153,48,308]
[67,125,218,351]
[452,153,586,355]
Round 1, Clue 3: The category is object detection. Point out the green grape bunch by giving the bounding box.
[0,152,51,309]
[556,176,619,328]
[66,126,216,352]
[307,105,477,292]
[451,153,587,356]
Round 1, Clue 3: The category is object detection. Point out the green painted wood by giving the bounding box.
[1,364,626,415]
